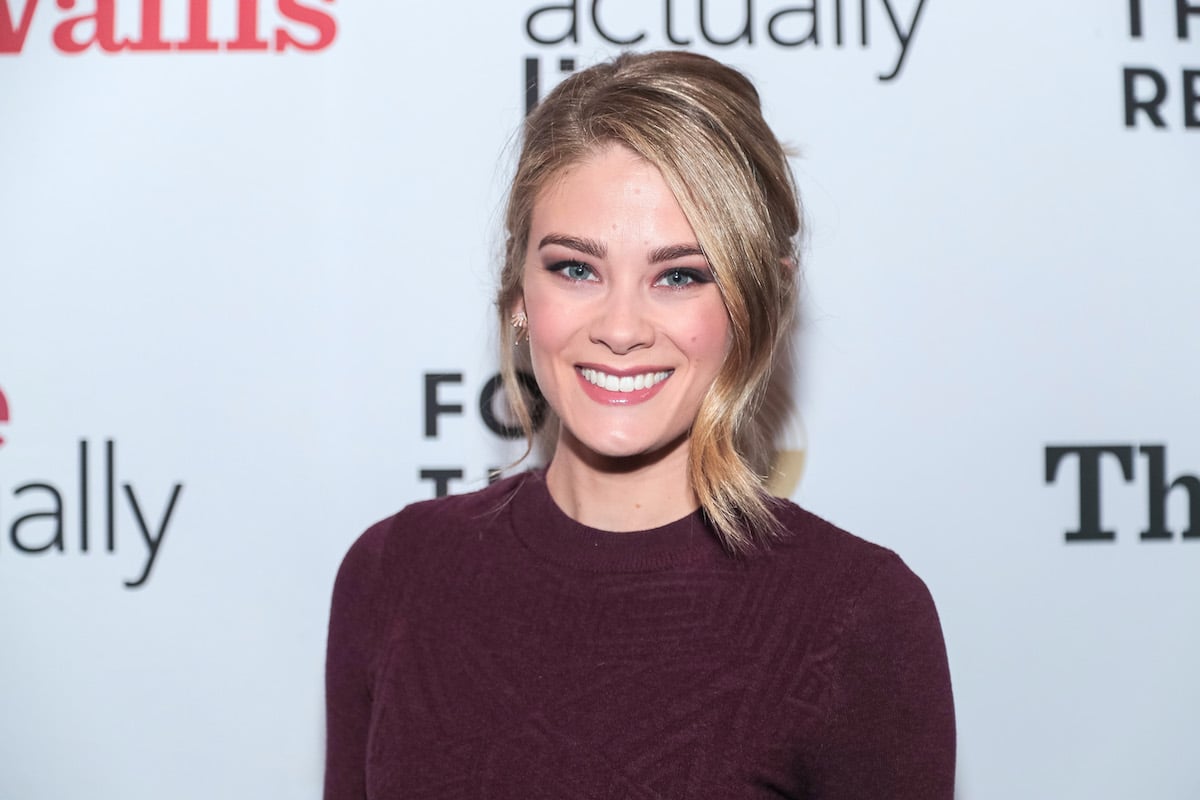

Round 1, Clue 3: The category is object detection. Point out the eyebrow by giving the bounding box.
[647,244,706,264]
[538,234,606,259]
[538,235,706,265]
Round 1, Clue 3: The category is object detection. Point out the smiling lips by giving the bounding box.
[576,366,674,405]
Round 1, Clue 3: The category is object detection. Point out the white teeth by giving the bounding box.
[580,368,672,393]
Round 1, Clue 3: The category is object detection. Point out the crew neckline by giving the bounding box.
[505,469,725,573]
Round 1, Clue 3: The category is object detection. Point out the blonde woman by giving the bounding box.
[325,51,955,799]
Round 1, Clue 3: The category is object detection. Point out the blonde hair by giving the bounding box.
[497,50,801,551]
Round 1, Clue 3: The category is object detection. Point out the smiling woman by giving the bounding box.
[516,145,733,530]
[325,51,955,800]
[499,51,802,551]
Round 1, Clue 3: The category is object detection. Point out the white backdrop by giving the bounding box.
[2,1,1198,798]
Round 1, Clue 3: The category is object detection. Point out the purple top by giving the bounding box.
[325,470,955,799]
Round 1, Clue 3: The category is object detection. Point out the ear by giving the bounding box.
[509,297,529,344]
[509,298,527,329]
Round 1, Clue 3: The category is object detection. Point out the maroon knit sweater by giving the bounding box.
[324,471,955,799]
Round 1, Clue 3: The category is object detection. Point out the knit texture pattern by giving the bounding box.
[324,471,955,799]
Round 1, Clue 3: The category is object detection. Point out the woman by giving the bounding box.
[325,51,955,799]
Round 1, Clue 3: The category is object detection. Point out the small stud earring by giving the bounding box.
[510,311,528,346]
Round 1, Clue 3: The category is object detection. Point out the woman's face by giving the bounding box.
[518,144,731,462]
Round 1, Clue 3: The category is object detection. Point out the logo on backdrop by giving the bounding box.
[0,0,337,55]
[520,0,931,112]
[0,383,185,590]
[0,384,9,447]
[1122,0,1199,130]
[1045,444,1199,543]
[421,371,547,497]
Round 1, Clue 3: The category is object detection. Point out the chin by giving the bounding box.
[565,423,688,464]
[579,433,646,460]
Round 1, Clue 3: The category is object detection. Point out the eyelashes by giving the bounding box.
[546,260,597,282]
[655,268,713,288]
[545,260,713,289]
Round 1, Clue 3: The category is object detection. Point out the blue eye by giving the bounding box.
[656,268,710,288]
[549,261,597,281]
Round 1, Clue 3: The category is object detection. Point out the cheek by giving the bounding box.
[527,296,571,354]
[681,307,732,367]
[524,292,578,393]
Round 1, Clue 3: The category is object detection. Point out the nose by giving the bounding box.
[588,286,655,355]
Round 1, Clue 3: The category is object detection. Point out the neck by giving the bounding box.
[545,428,698,532]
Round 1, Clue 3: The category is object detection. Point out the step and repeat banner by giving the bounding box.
[1,1,1197,798]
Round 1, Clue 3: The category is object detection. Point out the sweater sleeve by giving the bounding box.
[323,520,389,800]
[813,552,956,799]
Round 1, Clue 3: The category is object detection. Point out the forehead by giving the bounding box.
[530,145,699,246]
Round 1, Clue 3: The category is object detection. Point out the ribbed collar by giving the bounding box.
[504,470,727,573]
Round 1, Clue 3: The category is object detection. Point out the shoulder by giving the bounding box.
[764,500,924,592]
[772,504,956,793]
[768,501,949,694]
[756,499,944,651]
[391,470,530,541]
[769,503,956,793]
[337,471,531,579]
[330,472,532,637]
